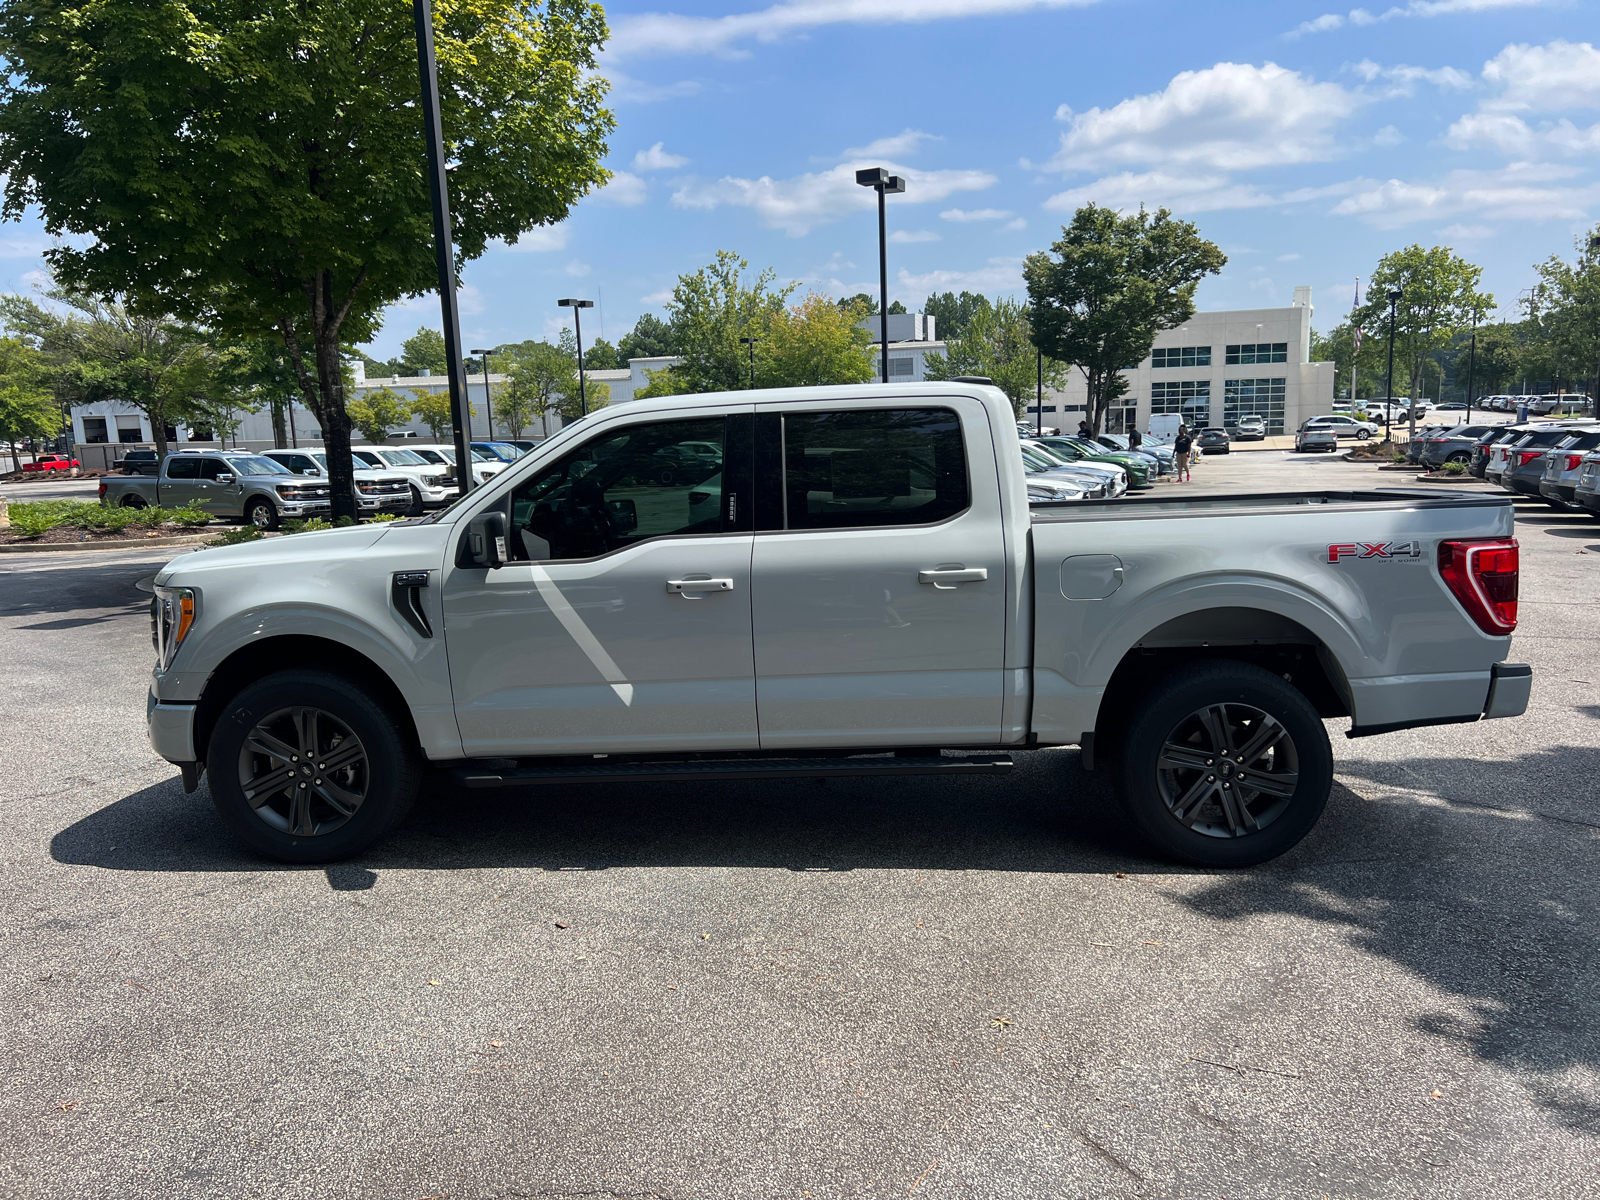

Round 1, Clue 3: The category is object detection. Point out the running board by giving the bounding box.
[452,755,1013,789]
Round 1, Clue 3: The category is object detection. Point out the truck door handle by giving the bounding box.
[666,578,734,595]
[918,567,988,585]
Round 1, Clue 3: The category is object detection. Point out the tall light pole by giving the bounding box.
[1463,310,1478,421]
[558,298,595,417]
[412,0,474,495]
[1590,235,1600,418]
[739,336,760,389]
[470,348,496,439]
[1384,287,1403,438]
[1036,347,1044,436]
[855,168,907,384]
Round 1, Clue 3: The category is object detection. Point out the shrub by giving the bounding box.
[365,512,400,523]
[6,500,75,539]
[166,505,212,528]
[334,515,356,528]
[282,516,332,535]
[211,525,263,546]
[1443,460,1467,475]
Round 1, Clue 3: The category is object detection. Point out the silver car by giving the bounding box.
[1537,430,1600,508]
[1294,422,1338,452]
[1574,451,1600,516]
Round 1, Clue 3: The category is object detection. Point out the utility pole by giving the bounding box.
[558,299,595,416]
[855,168,906,384]
[471,349,496,439]
[739,336,760,389]
[1384,288,1403,441]
[1464,310,1478,421]
[412,0,474,492]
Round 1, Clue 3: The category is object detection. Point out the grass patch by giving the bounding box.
[210,526,263,546]
[1443,461,1467,475]
[6,500,211,540]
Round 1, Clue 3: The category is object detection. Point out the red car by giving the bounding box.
[22,454,80,473]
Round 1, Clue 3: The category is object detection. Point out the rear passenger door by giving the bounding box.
[159,457,202,507]
[750,399,1008,749]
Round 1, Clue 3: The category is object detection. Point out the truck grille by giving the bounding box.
[357,481,409,496]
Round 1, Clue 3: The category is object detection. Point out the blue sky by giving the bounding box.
[2,0,1596,356]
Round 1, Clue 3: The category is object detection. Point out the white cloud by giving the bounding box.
[1447,112,1600,156]
[1048,62,1364,173]
[897,257,1024,297]
[1479,40,1600,111]
[0,235,56,258]
[1372,124,1405,146]
[564,260,593,277]
[672,160,996,236]
[605,70,704,104]
[1004,217,1027,230]
[842,130,939,160]
[1044,170,1279,214]
[596,171,649,206]
[1349,59,1474,92]
[640,288,675,305]
[1290,0,1546,38]
[1436,223,1495,238]
[609,0,1101,61]
[1277,252,1303,261]
[940,207,1014,221]
[501,225,570,253]
[632,142,689,171]
[889,229,941,243]
[1332,164,1598,226]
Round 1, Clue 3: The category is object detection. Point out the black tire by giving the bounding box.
[1446,451,1471,465]
[206,669,420,863]
[119,494,148,509]
[1111,660,1333,868]
[245,497,279,531]
[407,485,424,517]
[1356,429,1372,441]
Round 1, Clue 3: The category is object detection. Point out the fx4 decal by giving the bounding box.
[1327,541,1424,563]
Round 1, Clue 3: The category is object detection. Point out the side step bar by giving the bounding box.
[452,755,1013,789]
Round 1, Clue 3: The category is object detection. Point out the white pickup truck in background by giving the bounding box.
[145,383,1530,867]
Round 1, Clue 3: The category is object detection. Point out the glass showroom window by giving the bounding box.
[1151,346,1212,369]
[1224,377,1287,434]
[1104,404,1138,434]
[1151,380,1212,429]
[1225,343,1288,365]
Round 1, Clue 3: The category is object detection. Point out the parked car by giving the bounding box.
[260,449,415,516]
[352,446,461,507]
[1294,423,1338,452]
[116,448,161,475]
[1303,414,1381,440]
[1574,451,1600,516]
[1537,430,1600,509]
[99,451,327,529]
[1493,426,1592,492]
[143,381,1531,870]
[1196,427,1231,454]
[1471,426,1524,478]
[1021,441,1127,497]
[1036,436,1152,488]
[403,443,508,488]
[21,453,80,473]
[471,441,526,464]
[1092,433,1170,475]
[508,440,545,454]
[1416,425,1501,470]
[1232,414,1268,441]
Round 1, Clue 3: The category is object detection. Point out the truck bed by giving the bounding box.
[1029,487,1514,522]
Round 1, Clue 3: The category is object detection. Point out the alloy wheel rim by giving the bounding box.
[250,504,273,528]
[237,706,368,836]
[1155,702,1299,839]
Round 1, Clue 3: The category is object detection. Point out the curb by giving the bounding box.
[0,531,217,555]
[1411,474,1484,485]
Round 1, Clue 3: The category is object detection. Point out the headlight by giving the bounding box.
[151,586,196,671]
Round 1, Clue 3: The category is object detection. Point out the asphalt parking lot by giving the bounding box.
[2,451,1597,1200]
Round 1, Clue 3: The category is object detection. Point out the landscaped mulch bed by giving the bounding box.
[0,522,207,547]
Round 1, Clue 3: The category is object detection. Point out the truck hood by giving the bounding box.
[154,524,390,585]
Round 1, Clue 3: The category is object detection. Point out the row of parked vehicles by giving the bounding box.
[100,439,545,528]
[1402,420,1600,516]
[1011,423,1183,500]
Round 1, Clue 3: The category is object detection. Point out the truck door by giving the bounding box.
[441,409,758,757]
[199,457,245,515]
[160,456,202,507]
[750,400,1008,749]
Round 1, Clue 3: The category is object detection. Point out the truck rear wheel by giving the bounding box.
[119,494,147,509]
[206,669,420,863]
[1112,661,1333,868]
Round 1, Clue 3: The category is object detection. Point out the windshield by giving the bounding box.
[474,443,521,463]
[1019,446,1060,472]
[1025,443,1072,466]
[377,448,428,466]
[470,448,497,462]
[310,452,330,471]
[225,456,290,476]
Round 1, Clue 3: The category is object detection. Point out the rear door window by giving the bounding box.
[778,407,968,530]
[165,457,200,479]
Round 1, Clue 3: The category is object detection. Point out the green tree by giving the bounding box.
[617,312,677,361]
[408,389,467,440]
[346,386,411,443]
[757,293,875,389]
[0,0,614,520]
[401,327,449,376]
[502,340,576,435]
[1532,225,1600,404]
[583,338,618,370]
[921,291,991,341]
[660,251,796,393]
[0,336,57,471]
[1311,320,1389,400]
[1025,205,1226,434]
[633,365,688,399]
[1352,244,1492,430]
[558,377,608,421]
[1452,321,1528,400]
[924,297,1067,415]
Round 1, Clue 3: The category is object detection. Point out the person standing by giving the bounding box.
[1173,424,1193,482]
[1128,427,1143,450]
[1078,419,1092,438]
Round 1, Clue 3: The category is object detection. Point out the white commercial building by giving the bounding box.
[1026,288,1335,436]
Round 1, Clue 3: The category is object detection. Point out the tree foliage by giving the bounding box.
[1529,226,1600,397]
[757,293,875,389]
[408,389,458,440]
[617,312,677,362]
[924,297,1066,414]
[0,0,615,517]
[659,251,796,393]
[921,290,990,341]
[0,335,57,471]
[346,386,411,443]
[1025,205,1226,434]
[401,327,449,376]
[583,338,618,370]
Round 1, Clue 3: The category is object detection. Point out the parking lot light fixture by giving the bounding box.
[739,336,760,389]
[557,299,595,417]
[1384,288,1403,436]
[855,168,906,384]
[471,349,496,439]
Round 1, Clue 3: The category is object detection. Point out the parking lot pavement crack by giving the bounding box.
[1075,1130,1146,1183]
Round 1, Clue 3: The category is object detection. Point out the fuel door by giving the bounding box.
[1060,554,1124,600]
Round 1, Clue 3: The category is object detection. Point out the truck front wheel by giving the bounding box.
[206,669,420,863]
[245,498,279,531]
[1112,661,1333,868]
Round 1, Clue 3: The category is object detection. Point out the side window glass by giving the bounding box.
[200,459,229,480]
[166,457,200,480]
[781,407,968,530]
[507,417,726,562]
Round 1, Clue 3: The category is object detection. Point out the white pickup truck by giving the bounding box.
[146,383,1530,867]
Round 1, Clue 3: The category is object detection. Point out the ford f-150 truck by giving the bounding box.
[145,383,1531,868]
[102,450,331,530]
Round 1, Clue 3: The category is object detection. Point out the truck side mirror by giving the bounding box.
[465,510,507,569]
[215,473,234,484]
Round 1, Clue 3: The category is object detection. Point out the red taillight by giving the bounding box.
[1517,450,1542,467]
[97,481,106,500]
[1565,454,1583,471]
[1438,539,1518,635]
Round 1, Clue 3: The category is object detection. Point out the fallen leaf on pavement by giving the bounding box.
[55,1101,79,1111]
[489,1041,503,1049]
[991,1017,1012,1029]
[427,979,441,986]
[554,922,568,929]
[1431,1089,1443,1099]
